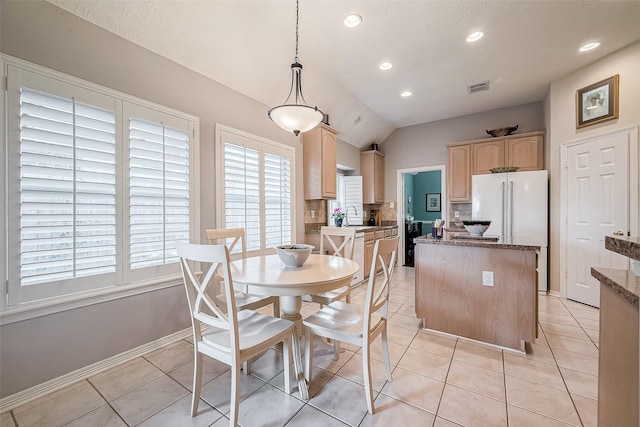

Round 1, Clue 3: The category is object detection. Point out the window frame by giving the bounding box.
[0,55,200,324]
[215,124,296,256]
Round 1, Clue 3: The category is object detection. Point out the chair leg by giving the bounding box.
[345,288,351,304]
[304,327,313,382]
[333,339,340,361]
[381,326,392,381]
[283,335,292,394]
[230,363,241,427]
[362,343,375,414]
[273,297,280,318]
[191,352,203,417]
[242,360,250,375]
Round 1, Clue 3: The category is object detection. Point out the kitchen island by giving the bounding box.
[414,234,539,351]
[591,235,639,427]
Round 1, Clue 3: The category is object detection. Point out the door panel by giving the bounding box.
[566,133,629,307]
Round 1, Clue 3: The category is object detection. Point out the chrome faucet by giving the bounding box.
[345,206,358,226]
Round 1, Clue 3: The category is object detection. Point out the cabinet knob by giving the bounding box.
[613,230,624,236]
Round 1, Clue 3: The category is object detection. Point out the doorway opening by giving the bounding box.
[396,165,446,266]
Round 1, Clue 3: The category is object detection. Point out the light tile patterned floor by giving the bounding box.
[1,266,600,426]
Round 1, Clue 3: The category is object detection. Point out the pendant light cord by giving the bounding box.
[294,0,300,63]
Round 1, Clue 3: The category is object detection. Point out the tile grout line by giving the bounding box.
[85,379,131,427]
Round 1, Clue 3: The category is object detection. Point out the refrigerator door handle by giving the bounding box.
[501,181,506,237]
[509,180,514,237]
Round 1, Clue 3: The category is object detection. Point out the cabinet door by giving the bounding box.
[472,140,505,175]
[321,129,337,198]
[374,154,384,203]
[361,151,384,204]
[303,124,337,200]
[448,145,471,202]
[364,239,374,278]
[507,135,543,171]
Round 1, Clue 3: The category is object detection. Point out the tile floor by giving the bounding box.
[1,266,600,426]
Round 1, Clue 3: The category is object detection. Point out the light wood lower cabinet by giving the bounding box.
[364,232,374,278]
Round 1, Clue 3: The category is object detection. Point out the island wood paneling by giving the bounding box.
[415,243,537,350]
[598,284,639,427]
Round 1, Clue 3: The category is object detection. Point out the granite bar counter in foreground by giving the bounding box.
[414,235,539,351]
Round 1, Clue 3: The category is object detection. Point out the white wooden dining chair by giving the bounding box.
[206,228,280,318]
[303,236,399,415]
[176,242,297,427]
[302,226,356,305]
[302,226,357,358]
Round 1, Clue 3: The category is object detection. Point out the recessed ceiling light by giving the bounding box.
[579,41,601,52]
[466,31,484,43]
[344,14,362,28]
[400,91,412,97]
[379,62,393,71]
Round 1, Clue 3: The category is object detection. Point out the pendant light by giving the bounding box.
[268,0,324,136]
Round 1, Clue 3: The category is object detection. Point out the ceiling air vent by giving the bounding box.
[468,81,489,94]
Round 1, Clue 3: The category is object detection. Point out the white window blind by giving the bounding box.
[129,118,190,269]
[5,62,198,309]
[343,175,364,225]
[223,143,261,252]
[219,127,295,255]
[264,152,292,247]
[19,88,117,286]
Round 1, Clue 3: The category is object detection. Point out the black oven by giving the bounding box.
[404,221,422,267]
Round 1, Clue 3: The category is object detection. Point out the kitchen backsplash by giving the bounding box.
[449,202,472,228]
[304,200,327,224]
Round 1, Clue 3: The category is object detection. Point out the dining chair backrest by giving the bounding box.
[363,236,399,335]
[176,242,240,361]
[320,226,356,260]
[206,228,247,260]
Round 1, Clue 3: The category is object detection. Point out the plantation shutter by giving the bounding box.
[223,142,261,252]
[264,152,292,248]
[129,117,190,269]
[19,88,117,287]
[343,176,364,225]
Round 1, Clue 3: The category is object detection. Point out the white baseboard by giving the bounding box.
[0,327,192,413]
[548,290,561,297]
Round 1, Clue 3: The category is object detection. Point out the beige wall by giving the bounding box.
[547,40,640,293]
[380,102,545,201]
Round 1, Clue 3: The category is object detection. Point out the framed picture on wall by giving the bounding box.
[426,193,441,212]
[576,74,619,129]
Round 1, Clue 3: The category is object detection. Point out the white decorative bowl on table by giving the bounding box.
[463,220,492,237]
[276,244,314,267]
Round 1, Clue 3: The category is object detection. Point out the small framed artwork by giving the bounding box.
[426,193,441,212]
[576,74,619,129]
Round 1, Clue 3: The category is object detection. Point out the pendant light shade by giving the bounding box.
[268,0,323,136]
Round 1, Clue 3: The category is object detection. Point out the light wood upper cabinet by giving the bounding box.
[472,140,505,175]
[303,124,337,200]
[472,133,544,175]
[361,150,384,204]
[448,144,472,202]
[507,135,544,171]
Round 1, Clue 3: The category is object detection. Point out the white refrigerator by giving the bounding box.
[472,170,548,292]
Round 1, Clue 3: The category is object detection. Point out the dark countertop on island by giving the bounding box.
[605,235,640,260]
[305,224,398,234]
[591,267,640,308]
[414,234,540,251]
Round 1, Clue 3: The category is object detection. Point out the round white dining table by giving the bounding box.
[229,253,359,400]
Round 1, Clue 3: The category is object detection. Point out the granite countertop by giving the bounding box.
[591,267,640,308]
[414,234,540,251]
[305,224,398,234]
[605,235,640,260]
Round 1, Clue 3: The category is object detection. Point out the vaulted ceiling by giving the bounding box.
[49,0,640,147]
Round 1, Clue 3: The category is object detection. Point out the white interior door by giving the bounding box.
[566,132,629,307]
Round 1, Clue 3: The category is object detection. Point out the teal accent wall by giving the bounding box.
[413,171,442,222]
